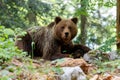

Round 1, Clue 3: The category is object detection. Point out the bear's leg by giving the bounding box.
[42,45,70,60]
[72,44,91,58]
[61,44,91,58]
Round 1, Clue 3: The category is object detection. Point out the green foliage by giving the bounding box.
[0,0,28,28]
[0,76,11,80]
[14,28,27,37]
[95,59,120,73]
[0,26,26,65]
[42,64,63,75]
[51,66,64,75]
[0,0,52,28]
[98,36,116,52]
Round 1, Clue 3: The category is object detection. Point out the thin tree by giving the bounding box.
[116,0,120,49]
[79,0,88,45]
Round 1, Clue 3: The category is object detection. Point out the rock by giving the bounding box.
[53,58,90,74]
[60,66,86,80]
[83,50,119,63]
[108,51,118,60]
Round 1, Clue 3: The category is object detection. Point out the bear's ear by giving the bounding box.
[55,17,62,24]
[71,17,78,24]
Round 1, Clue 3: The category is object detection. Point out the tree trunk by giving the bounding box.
[80,0,87,45]
[116,0,120,49]
[80,15,87,45]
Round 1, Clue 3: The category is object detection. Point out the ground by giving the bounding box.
[0,54,120,80]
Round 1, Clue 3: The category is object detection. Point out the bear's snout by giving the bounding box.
[65,32,69,37]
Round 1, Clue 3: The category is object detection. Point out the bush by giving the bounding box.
[0,26,26,65]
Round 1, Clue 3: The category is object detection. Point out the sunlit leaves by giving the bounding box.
[0,0,53,28]
[3,29,14,36]
[89,0,115,8]
[98,36,116,52]
[0,26,26,64]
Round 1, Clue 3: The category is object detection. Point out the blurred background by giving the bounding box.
[0,0,116,51]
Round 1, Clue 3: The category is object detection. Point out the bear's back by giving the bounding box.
[27,26,55,56]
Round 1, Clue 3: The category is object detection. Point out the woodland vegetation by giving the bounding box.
[0,0,120,80]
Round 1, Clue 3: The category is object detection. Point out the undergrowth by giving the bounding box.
[0,26,27,65]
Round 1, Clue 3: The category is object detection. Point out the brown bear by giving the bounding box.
[46,20,91,58]
[15,17,78,60]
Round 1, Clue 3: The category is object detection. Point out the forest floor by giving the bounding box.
[0,53,120,80]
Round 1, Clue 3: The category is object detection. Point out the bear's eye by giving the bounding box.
[68,26,72,29]
[61,26,65,29]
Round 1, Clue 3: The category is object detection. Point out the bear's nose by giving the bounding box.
[65,32,69,37]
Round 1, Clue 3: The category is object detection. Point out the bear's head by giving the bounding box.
[54,17,78,43]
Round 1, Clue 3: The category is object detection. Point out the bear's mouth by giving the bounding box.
[63,37,71,42]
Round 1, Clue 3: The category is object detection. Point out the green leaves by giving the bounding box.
[104,1,115,7]
[0,26,26,65]
[3,29,14,36]
[98,36,116,52]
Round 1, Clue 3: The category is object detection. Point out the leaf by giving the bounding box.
[3,29,14,36]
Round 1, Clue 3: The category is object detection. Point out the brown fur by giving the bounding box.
[15,17,78,60]
[61,44,91,58]
[71,44,91,58]
[15,32,32,55]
